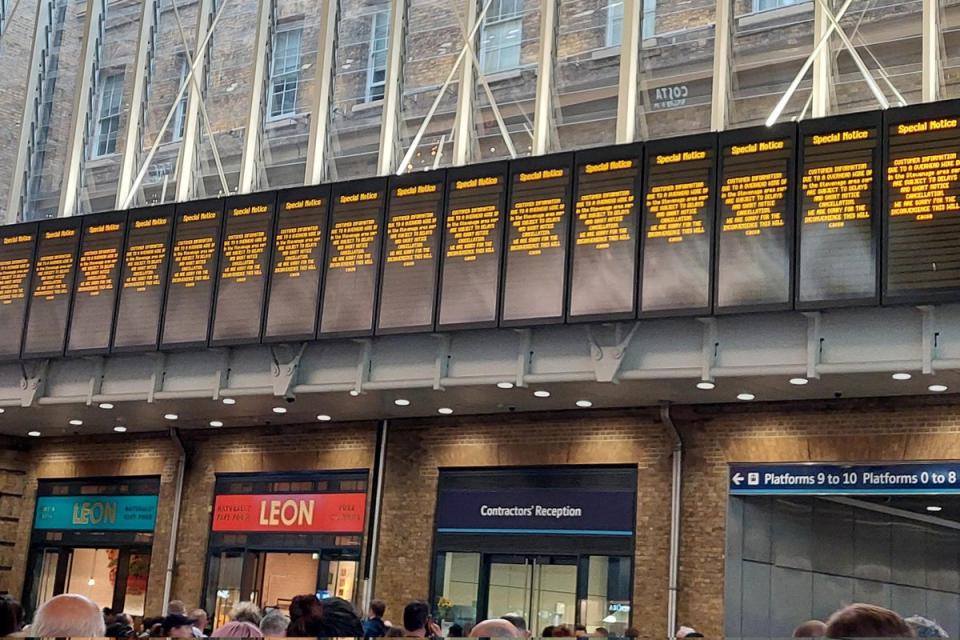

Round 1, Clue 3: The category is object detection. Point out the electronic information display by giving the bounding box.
[640,136,715,315]
[798,115,880,307]
[320,179,386,337]
[438,163,507,330]
[716,125,796,311]
[377,172,444,334]
[160,199,223,349]
[211,193,275,345]
[263,186,328,342]
[112,206,174,352]
[568,146,641,321]
[0,224,36,360]
[23,219,81,358]
[884,103,960,302]
[501,154,574,325]
[66,212,126,355]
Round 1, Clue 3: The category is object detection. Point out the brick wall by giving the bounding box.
[0,438,30,596]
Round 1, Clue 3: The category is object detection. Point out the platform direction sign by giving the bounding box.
[729,463,960,495]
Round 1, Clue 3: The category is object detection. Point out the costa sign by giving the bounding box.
[212,493,366,533]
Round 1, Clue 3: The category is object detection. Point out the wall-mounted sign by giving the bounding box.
[211,493,367,533]
[729,462,960,495]
[34,495,159,531]
[652,85,689,110]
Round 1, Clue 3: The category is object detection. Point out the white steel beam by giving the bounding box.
[616,0,641,143]
[238,0,272,194]
[811,0,832,117]
[376,0,407,175]
[451,0,479,165]
[174,0,214,202]
[304,0,340,184]
[922,0,940,102]
[710,0,732,130]
[531,0,557,154]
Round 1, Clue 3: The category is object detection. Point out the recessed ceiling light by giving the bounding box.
[438,407,453,415]
[696,381,715,390]
[69,419,83,426]
[164,413,179,421]
[27,431,40,437]
[272,407,287,414]
[317,414,332,422]
[892,372,912,381]
[113,425,127,433]
[737,393,756,401]
[533,390,551,398]
[98,403,114,410]
[927,505,943,513]
[209,420,223,427]
[496,382,515,389]
[929,384,949,393]
[575,399,593,408]
[789,377,809,386]
[349,390,361,397]
[394,398,410,407]
[222,398,236,405]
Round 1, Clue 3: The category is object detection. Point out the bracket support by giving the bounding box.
[19,360,49,408]
[586,322,640,383]
[271,343,309,397]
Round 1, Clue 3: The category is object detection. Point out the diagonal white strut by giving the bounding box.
[815,0,888,110]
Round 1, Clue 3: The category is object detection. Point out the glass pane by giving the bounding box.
[65,548,117,611]
[261,553,319,612]
[213,553,244,629]
[328,0,392,180]
[36,551,60,607]
[531,562,576,630]
[487,561,531,619]
[553,0,622,150]
[325,558,358,601]
[583,556,632,635]
[437,552,480,629]
[943,0,960,96]
[123,552,151,617]
[731,0,814,126]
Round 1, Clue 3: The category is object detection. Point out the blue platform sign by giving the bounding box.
[34,495,159,531]
[730,463,960,495]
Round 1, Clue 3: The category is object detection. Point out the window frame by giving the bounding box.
[365,10,389,102]
[171,56,190,142]
[93,72,125,158]
[480,0,523,74]
[268,23,304,120]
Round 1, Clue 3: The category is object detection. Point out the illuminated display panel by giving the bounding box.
[798,113,880,308]
[437,162,507,330]
[0,223,37,360]
[263,186,328,342]
[23,219,82,358]
[640,134,716,316]
[112,205,174,352]
[716,124,796,312]
[320,178,386,337]
[568,144,641,321]
[160,199,224,349]
[501,154,574,325]
[377,171,445,334]
[66,211,126,355]
[883,101,960,303]
[210,193,276,345]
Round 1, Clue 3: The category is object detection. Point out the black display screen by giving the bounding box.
[501,154,574,325]
[437,163,507,330]
[798,114,880,308]
[568,145,641,321]
[0,224,37,360]
[320,179,386,337]
[716,124,796,312]
[66,212,126,355]
[640,135,715,315]
[377,172,444,334]
[112,206,174,352]
[210,193,275,345]
[160,199,223,349]
[23,219,81,358]
[263,186,328,342]
[884,102,960,303]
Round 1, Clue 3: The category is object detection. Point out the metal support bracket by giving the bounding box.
[432,334,451,390]
[803,311,822,380]
[212,348,231,399]
[270,343,308,397]
[85,356,106,405]
[514,328,532,388]
[353,338,373,394]
[148,352,167,403]
[698,317,718,382]
[19,360,49,408]
[586,322,640,383]
[920,305,938,375]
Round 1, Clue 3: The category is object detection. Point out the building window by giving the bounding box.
[172,57,189,142]
[643,0,656,39]
[606,0,623,47]
[366,11,389,102]
[94,73,124,157]
[269,25,303,119]
[753,0,800,11]
[480,0,522,74]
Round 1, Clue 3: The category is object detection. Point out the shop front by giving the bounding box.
[22,476,160,617]
[430,466,637,635]
[202,471,368,627]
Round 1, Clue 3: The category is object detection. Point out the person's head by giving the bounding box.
[449,623,464,637]
[553,626,575,637]
[163,613,198,638]
[289,594,322,623]
[260,611,290,637]
[906,615,948,638]
[212,621,264,637]
[594,628,609,638]
[231,602,264,626]
[386,627,406,637]
[0,594,24,636]
[32,593,106,637]
[369,599,387,619]
[501,614,528,637]
[403,600,430,633]
[316,597,364,637]
[825,604,913,638]
[624,628,641,639]
[542,626,556,638]
[168,600,187,616]
[469,619,522,638]
[793,620,827,638]
[575,625,588,638]
[114,612,133,627]
[676,626,699,639]
[191,608,209,632]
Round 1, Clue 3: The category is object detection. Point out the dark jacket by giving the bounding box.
[363,617,388,638]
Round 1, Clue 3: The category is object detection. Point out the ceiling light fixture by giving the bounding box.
[272,407,287,414]
[394,398,411,407]
[789,377,809,386]
[576,400,593,408]
[222,398,236,405]
[69,419,83,426]
[317,414,332,422]
[0,408,6,414]
[27,431,40,437]
[164,413,179,421]
[696,381,715,390]
[892,372,912,381]
[927,505,943,513]
[349,389,361,397]
[533,390,551,398]
[497,382,515,389]
[929,384,949,393]
[209,420,223,428]
[113,425,127,433]
[737,393,756,401]
[98,403,114,410]
[438,407,454,415]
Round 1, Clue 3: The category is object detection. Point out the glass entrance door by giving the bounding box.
[485,556,578,631]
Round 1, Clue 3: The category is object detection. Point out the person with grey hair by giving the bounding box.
[906,615,949,638]
[260,611,290,637]
[230,602,263,626]
[31,593,106,637]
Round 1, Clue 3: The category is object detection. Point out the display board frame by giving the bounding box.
[0,222,38,363]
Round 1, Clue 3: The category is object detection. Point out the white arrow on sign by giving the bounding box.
[733,473,744,486]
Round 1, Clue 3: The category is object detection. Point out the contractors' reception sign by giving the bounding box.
[730,462,960,495]
[211,493,367,533]
[34,495,159,531]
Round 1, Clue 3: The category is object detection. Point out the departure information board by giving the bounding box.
[0,224,36,360]
[211,193,275,345]
[160,199,223,349]
[263,186,328,342]
[67,212,126,355]
[501,154,574,325]
[377,172,444,334]
[798,114,880,308]
[23,219,81,358]
[640,135,715,315]
[438,163,507,330]
[113,206,174,351]
[320,179,386,337]
[716,124,796,312]
[568,146,640,321]
[884,103,960,303]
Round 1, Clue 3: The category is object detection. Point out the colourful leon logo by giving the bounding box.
[258,498,315,527]
[72,500,117,526]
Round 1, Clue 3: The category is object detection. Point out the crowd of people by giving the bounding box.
[0,592,950,637]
